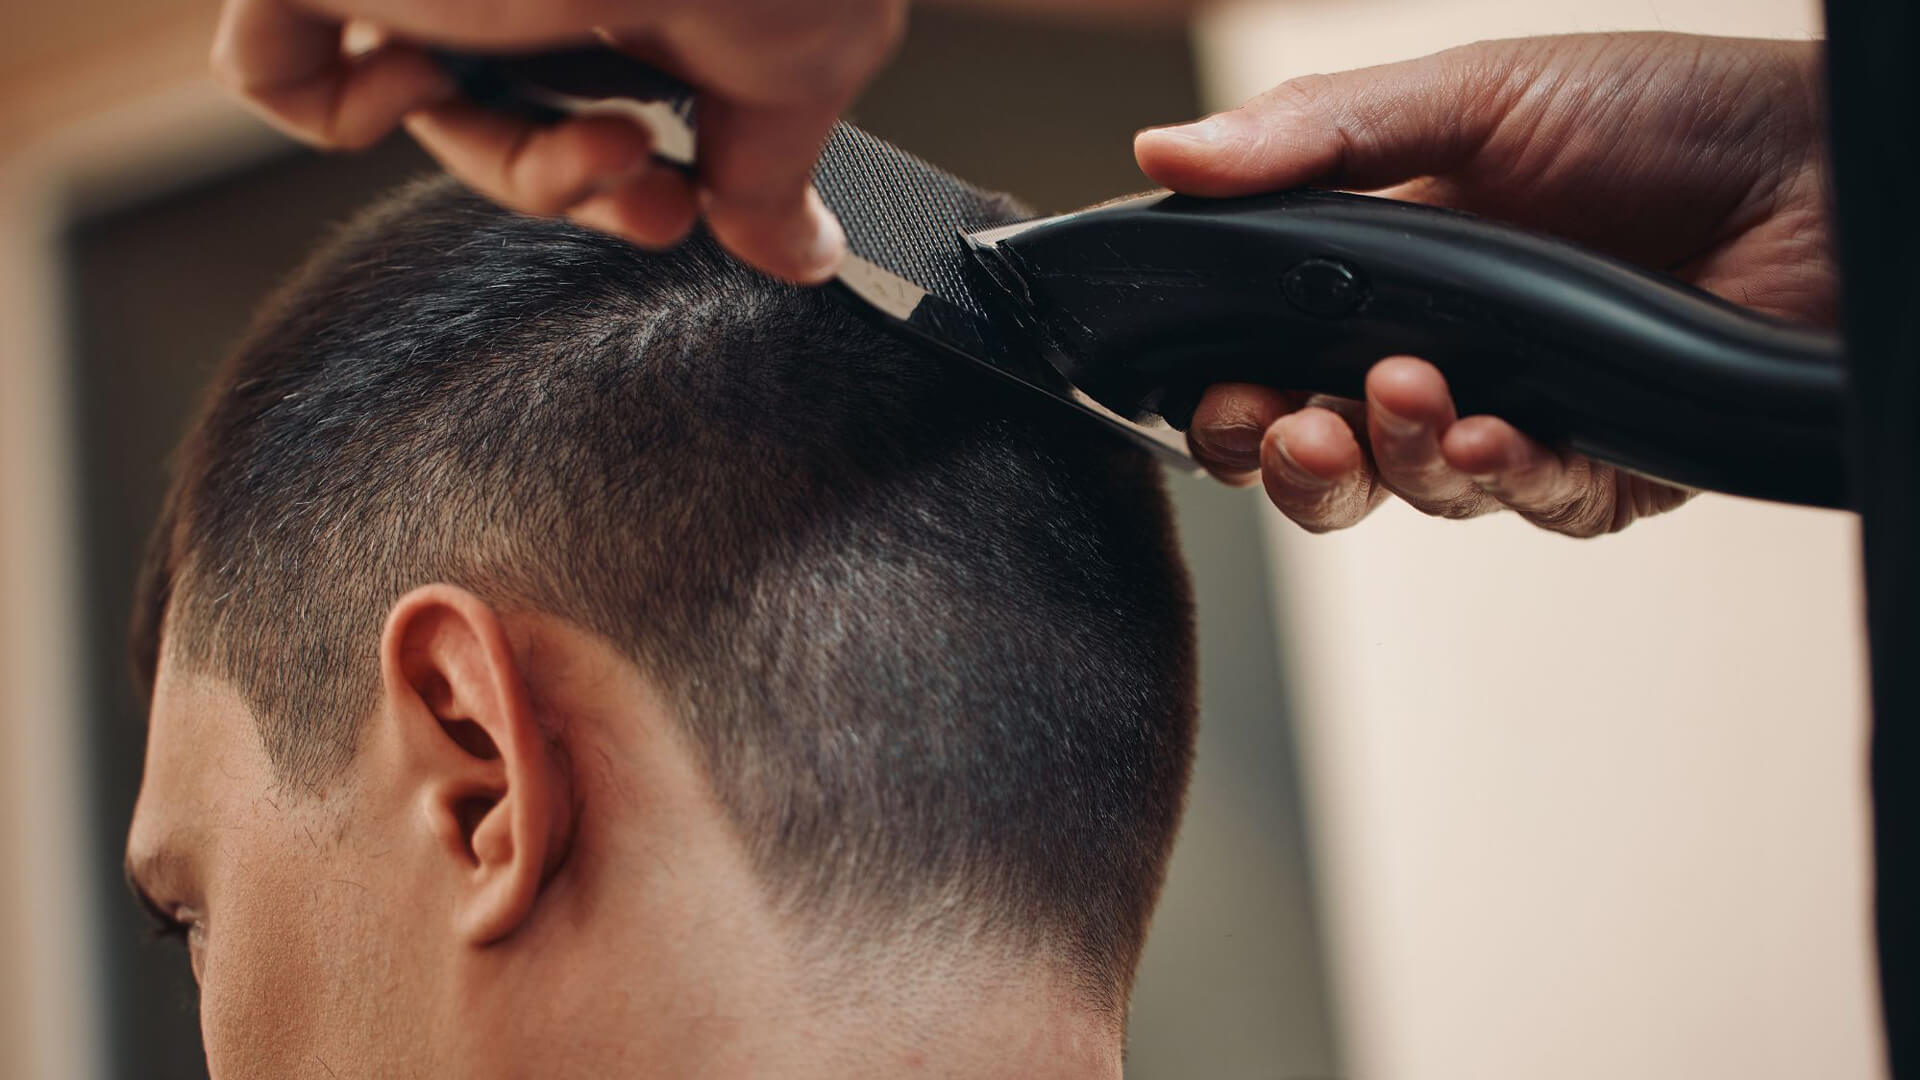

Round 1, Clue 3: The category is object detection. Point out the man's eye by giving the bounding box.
[143,907,192,946]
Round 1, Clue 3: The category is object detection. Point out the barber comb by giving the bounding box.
[434,48,1850,508]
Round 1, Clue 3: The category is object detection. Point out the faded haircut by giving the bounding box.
[134,176,1196,1006]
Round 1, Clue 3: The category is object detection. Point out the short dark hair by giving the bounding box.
[135,176,1195,1005]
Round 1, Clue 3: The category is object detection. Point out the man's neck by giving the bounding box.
[470,896,1124,1079]
[739,953,1127,1080]
[459,621,1126,1078]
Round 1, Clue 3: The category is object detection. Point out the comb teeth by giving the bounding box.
[815,126,1033,318]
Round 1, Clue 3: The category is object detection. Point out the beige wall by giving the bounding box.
[1194,2,1880,1078]
[1,7,259,1077]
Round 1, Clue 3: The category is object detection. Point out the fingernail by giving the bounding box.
[1192,423,1264,472]
[798,187,847,282]
[1141,112,1233,146]
[1269,434,1331,490]
[1373,402,1424,440]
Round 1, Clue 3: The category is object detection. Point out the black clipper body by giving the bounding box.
[966,191,1847,506]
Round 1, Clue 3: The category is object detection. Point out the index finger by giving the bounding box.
[212,0,452,149]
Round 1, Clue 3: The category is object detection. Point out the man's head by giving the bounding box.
[127,176,1195,1077]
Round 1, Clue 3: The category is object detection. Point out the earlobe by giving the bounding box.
[379,585,574,946]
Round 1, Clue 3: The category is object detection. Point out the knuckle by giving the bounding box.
[1193,447,1257,480]
[1290,516,1345,536]
[1430,495,1488,521]
[1377,454,1453,493]
[1268,475,1362,533]
[1287,494,1365,534]
[1528,460,1619,537]
[1392,484,1484,521]
[1528,491,1613,537]
[1609,475,1694,533]
[1257,72,1337,121]
[1272,72,1335,108]
[1376,450,1480,515]
[1276,488,1350,532]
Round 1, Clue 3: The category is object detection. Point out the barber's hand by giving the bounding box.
[1136,33,1832,536]
[211,0,906,283]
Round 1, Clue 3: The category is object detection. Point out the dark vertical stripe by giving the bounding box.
[1823,1,1920,1074]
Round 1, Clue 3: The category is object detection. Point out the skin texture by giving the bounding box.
[1139,32,1834,536]
[128,589,1118,1078]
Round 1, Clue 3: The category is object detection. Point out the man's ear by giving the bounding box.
[377,584,573,946]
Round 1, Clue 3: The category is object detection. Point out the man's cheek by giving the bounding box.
[197,870,384,1077]
[198,953,305,1079]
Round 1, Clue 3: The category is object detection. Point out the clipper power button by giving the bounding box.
[1282,258,1367,318]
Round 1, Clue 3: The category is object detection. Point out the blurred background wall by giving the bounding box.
[0,1,1874,1079]
[2,8,243,1079]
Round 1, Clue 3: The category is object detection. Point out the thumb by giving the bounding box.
[1134,43,1522,197]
